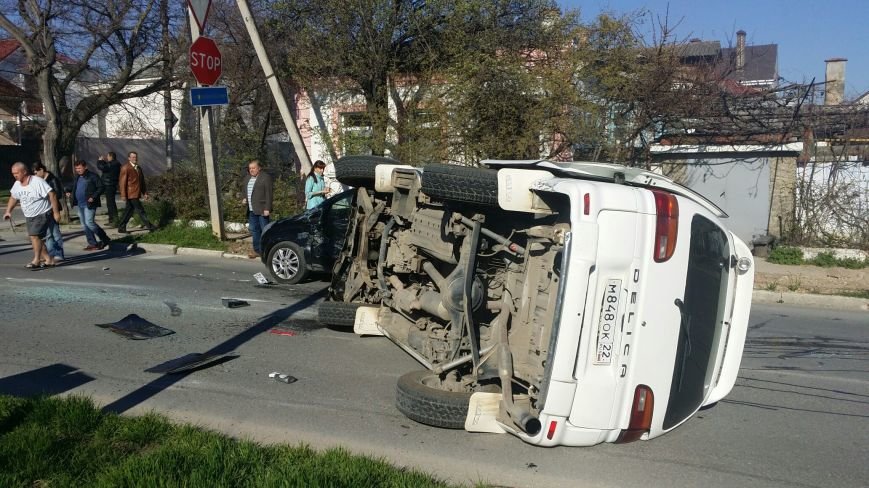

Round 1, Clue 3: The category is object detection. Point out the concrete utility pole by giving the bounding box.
[161,0,173,170]
[236,0,313,176]
[188,12,225,239]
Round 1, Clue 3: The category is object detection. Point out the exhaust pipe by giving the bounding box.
[495,297,541,436]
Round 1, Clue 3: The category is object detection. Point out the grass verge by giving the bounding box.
[113,223,228,251]
[837,289,869,299]
[767,246,868,269]
[0,395,463,487]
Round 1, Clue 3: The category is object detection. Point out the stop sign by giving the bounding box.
[189,36,222,86]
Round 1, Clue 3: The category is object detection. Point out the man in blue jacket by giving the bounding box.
[68,160,112,251]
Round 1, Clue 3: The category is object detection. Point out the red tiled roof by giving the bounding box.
[0,76,30,99]
[0,39,20,61]
[0,38,75,65]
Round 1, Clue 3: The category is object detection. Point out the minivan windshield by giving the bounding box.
[663,215,731,429]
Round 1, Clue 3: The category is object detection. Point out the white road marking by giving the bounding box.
[6,277,145,289]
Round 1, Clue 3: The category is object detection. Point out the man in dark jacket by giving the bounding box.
[97,151,121,225]
[240,159,273,259]
[68,160,112,251]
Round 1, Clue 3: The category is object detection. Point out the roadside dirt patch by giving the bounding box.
[754,259,868,296]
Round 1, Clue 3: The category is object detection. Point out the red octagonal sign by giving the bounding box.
[189,36,222,86]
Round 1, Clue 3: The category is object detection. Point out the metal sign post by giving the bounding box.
[187,1,225,240]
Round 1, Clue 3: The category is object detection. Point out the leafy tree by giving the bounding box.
[269,0,580,162]
[0,0,186,175]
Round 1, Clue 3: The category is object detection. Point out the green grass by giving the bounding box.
[0,395,464,488]
[767,246,868,269]
[0,189,9,201]
[114,223,228,251]
[837,289,869,299]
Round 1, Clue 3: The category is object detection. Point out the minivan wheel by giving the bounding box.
[396,370,474,429]
[318,301,362,327]
[420,163,499,206]
[267,241,308,284]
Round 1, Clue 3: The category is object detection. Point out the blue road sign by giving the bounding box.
[190,86,229,107]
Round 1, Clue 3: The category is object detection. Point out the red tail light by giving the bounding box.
[616,385,654,443]
[652,190,678,262]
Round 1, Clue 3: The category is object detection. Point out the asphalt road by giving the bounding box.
[0,236,866,488]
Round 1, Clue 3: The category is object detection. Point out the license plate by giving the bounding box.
[594,279,621,365]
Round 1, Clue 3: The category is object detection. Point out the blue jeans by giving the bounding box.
[46,215,64,259]
[77,205,110,246]
[248,212,270,254]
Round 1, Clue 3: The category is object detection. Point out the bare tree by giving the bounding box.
[0,0,186,175]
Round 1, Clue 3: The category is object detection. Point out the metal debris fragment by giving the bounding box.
[268,372,297,384]
[222,298,249,308]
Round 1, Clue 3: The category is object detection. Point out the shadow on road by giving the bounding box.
[101,287,329,415]
[0,363,94,397]
[0,230,85,257]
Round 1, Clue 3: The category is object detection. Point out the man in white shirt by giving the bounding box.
[3,162,61,268]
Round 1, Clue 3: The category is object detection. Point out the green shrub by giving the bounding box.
[834,257,868,269]
[810,252,838,267]
[806,252,868,269]
[148,160,304,225]
[767,246,803,265]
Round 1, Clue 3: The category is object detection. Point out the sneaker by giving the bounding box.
[117,228,130,234]
[83,245,99,251]
[98,241,111,250]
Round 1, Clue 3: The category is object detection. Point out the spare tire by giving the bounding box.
[421,163,499,206]
[396,370,473,429]
[334,155,402,188]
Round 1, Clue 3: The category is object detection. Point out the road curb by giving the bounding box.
[222,252,254,260]
[752,290,868,311]
[136,243,178,254]
[176,247,225,258]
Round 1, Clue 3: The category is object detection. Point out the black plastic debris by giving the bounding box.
[145,352,238,374]
[95,314,175,340]
[222,298,249,308]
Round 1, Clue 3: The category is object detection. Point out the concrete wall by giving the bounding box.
[651,145,802,246]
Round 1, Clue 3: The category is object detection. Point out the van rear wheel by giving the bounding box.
[396,370,473,429]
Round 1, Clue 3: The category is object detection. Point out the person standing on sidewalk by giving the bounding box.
[33,162,65,261]
[97,151,121,226]
[304,160,330,209]
[240,159,273,259]
[117,151,156,233]
[4,162,61,268]
[68,160,112,251]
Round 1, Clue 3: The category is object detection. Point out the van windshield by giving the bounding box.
[663,215,731,430]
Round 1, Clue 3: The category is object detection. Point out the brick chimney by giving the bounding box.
[824,58,846,105]
[736,30,746,71]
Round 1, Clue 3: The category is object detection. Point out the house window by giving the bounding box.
[340,112,373,156]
